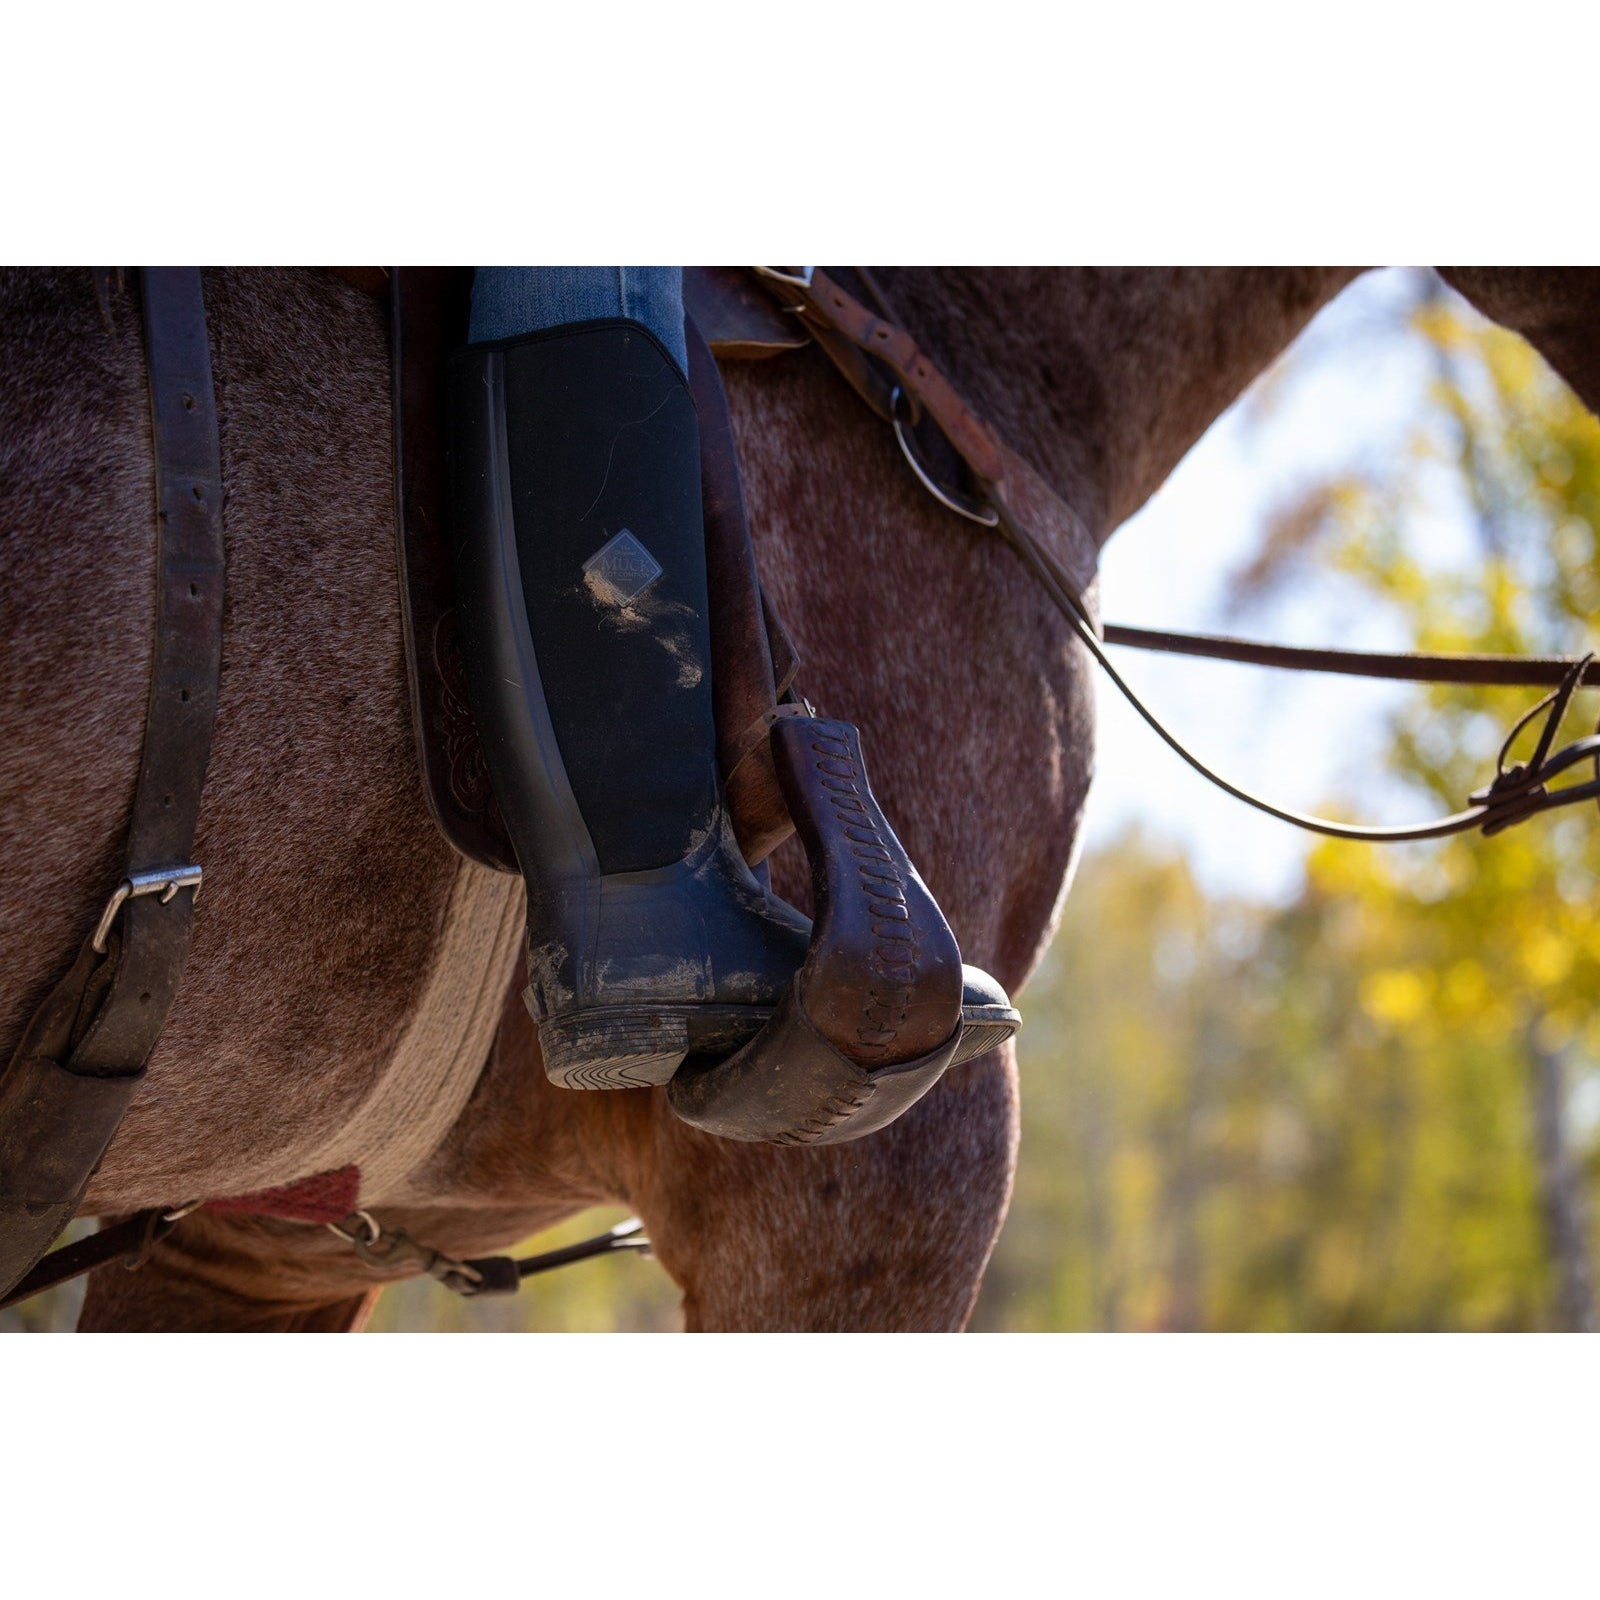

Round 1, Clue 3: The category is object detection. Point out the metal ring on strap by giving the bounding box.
[890,386,1000,528]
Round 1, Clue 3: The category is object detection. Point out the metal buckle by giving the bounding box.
[91,864,204,953]
[752,265,815,291]
[325,1210,497,1296]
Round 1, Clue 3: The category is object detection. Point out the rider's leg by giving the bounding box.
[450,267,810,1090]
[468,266,687,371]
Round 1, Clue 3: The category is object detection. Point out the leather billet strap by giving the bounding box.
[686,314,811,866]
[100,266,225,1029]
[0,268,225,1300]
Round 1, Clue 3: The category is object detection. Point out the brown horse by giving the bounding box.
[2,266,1594,1331]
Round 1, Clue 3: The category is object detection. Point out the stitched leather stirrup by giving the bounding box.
[667,716,1019,1145]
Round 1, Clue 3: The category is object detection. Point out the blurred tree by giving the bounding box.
[1254,274,1600,1330]
[976,271,1600,1332]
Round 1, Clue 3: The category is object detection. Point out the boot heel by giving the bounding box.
[536,1008,691,1089]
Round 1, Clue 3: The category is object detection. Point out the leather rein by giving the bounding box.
[750,267,1600,844]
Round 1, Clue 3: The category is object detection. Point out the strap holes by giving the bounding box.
[139,991,152,1005]
[875,328,890,340]
[181,392,195,410]
[191,483,204,500]
[179,689,190,703]
[189,582,199,597]
[162,793,174,807]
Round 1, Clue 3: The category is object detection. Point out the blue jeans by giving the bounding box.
[468,267,686,375]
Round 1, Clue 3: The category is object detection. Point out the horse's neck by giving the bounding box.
[878,266,1363,537]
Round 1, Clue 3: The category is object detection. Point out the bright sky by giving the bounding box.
[1084,266,1470,902]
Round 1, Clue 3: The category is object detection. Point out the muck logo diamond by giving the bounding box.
[583,529,663,604]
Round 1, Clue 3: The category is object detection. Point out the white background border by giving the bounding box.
[5,2,1596,1592]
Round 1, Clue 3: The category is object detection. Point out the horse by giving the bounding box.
[2,266,1594,1331]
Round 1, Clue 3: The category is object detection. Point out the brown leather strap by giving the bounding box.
[0,1208,178,1311]
[688,315,806,865]
[749,268,1598,699]
[751,268,1102,600]
[793,269,1007,472]
[1011,510,1600,842]
[748,267,1600,845]
[0,267,225,1299]
[81,267,226,1063]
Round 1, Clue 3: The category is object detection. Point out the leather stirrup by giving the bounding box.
[668,715,969,1145]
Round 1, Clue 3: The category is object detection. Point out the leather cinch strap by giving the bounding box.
[0,267,225,1301]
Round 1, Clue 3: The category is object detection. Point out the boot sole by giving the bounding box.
[538,1004,773,1090]
[538,1000,1022,1090]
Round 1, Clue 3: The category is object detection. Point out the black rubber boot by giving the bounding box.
[449,320,814,1087]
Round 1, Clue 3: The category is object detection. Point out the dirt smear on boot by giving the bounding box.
[577,572,705,689]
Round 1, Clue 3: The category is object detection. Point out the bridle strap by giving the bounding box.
[0,268,225,1301]
[1046,546,1600,841]
[747,266,1600,845]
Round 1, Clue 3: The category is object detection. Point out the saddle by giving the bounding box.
[387,266,806,874]
[388,265,966,879]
